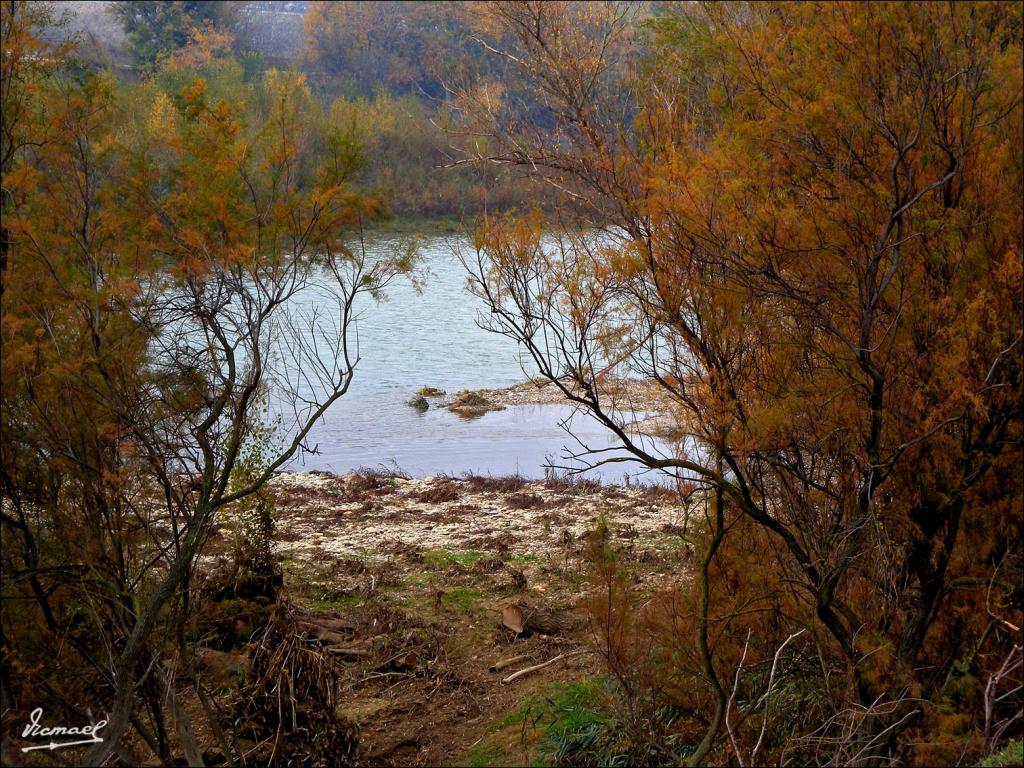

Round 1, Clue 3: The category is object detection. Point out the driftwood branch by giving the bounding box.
[501,650,590,684]
[489,654,531,673]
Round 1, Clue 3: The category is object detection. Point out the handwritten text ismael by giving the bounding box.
[21,707,107,753]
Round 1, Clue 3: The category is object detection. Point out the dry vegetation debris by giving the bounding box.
[270,470,688,568]
[246,468,695,765]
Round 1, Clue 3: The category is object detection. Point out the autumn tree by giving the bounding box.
[303,0,472,99]
[0,0,70,296]
[111,0,242,68]
[1,6,409,762]
[455,2,1023,763]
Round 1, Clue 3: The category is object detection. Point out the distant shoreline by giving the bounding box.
[364,214,465,235]
[431,378,679,439]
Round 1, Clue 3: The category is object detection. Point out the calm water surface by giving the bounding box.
[285,234,671,482]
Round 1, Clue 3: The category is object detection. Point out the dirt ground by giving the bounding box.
[259,469,694,766]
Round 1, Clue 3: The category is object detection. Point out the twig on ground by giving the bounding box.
[501,650,590,684]
[489,654,531,673]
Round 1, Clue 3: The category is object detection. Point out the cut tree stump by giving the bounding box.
[500,602,579,636]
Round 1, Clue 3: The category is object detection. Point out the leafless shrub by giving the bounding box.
[507,492,549,510]
[414,481,463,504]
[463,473,527,493]
[790,691,922,767]
[543,468,603,495]
[339,469,401,502]
[984,644,1023,752]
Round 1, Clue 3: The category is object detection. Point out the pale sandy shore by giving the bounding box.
[441,378,680,438]
[269,470,692,587]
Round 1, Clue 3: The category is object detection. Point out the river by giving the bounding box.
[284,233,671,483]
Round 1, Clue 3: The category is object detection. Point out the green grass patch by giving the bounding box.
[509,553,539,564]
[465,742,513,768]
[441,587,484,611]
[300,593,363,613]
[422,548,486,569]
[981,740,1024,767]
[462,677,613,768]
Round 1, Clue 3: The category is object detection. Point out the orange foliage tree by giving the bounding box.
[456,2,1023,763]
[1,5,410,762]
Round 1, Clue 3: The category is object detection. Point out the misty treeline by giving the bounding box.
[1,1,1022,767]
[60,0,547,219]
